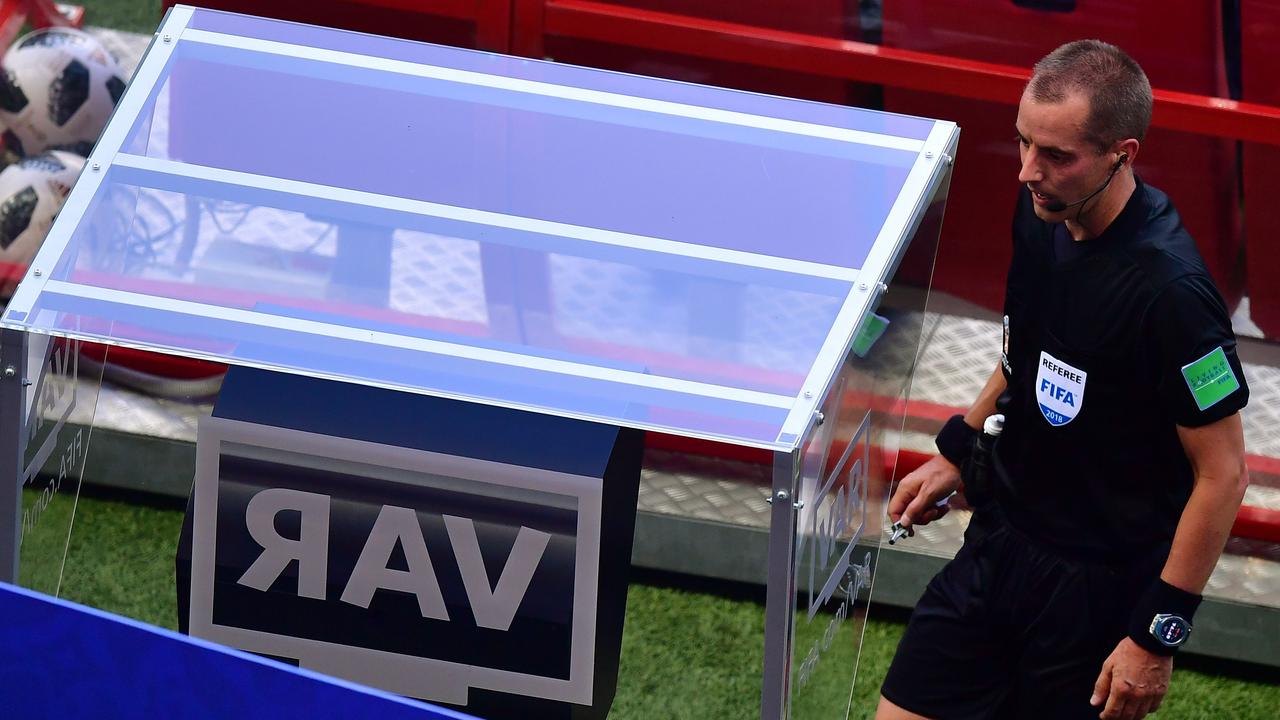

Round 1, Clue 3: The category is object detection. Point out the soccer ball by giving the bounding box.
[0,150,84,268]
[0,28,126,158]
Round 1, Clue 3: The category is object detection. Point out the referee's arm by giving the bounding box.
[888,363,1007,529]
[1090,412,1249,720]
[1163,413,1250,598]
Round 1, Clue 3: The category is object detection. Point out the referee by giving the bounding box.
[878,40,1250,720]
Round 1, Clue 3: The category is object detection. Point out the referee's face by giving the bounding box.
[1015,89,1111,222]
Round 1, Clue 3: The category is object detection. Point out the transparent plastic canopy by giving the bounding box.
[1,5,957,450]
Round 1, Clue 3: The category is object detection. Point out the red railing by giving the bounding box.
[518,0,1280,145]
[649,429,1280,544]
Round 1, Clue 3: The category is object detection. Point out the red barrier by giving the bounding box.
[79,344,223,380]
[0,1,24,58]
[1240,0,1280,339]
[1234,506,1280,545]
[516,0,868,106]
[161,1,509,52]
[24,0,81,27]
[534,1,1280,143]
[882,0,1242,314]
[649,422,1280,545]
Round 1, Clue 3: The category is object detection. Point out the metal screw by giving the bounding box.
[3,366,13,378]
[21,379,31,387]
[803,390,813,399]
[163,34,171,43]
[925,151,934,159]
[32,269,41,277]
[775,490,790,502]
[878,281,889,294]
[859,282,868,291]
[91,163,100,171]
[943,154,954,166]
[815,412,825,426]
[794,500,805,510]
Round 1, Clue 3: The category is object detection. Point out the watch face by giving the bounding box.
[1152,614,1191,647]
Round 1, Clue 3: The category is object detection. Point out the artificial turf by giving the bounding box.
[36,490,1280,719]
[81,0,164,36]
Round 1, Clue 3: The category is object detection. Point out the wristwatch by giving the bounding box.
[1148,613,1192,648]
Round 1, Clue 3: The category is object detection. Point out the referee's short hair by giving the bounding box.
[1028,40,1153,151]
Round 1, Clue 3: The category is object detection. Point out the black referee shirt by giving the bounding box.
[994,178,1249,560]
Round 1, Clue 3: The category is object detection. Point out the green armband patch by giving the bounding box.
[1181,346,1240,411]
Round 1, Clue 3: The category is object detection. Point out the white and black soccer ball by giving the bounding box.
[0,28,125,159]
[0,150,84,267]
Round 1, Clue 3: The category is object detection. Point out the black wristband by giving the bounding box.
[1128,579,1202,656]
[935,415,978,469]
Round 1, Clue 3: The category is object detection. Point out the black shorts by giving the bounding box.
[881,515,1158,720]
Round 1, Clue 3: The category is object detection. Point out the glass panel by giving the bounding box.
[122,44,913,268]
[20,176,861,446]
[54,343,215,630]
[186,8,938,144]
[1,8,954,450]
[17,335,106,595]
[788,170,950,718]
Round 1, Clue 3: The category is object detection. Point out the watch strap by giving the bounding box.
[1128,579,1202,656]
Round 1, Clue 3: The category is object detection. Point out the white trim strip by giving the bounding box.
[113,153,860,282]
[778,121,959,441]
[4,6,195,319]
[181,28,925,153]
[44,279,794,409]
[858,122,960,292]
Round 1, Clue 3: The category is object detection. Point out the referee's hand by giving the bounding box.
[888,455,962,531]
[1091,637,1172,719]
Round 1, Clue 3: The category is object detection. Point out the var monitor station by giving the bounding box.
[0,6,957,719]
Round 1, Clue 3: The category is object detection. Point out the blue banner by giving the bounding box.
[0,581,477,719]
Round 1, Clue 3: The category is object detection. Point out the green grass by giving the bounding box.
[80,0,164,35]
[58,491,183,629]
[29,491,1280,719]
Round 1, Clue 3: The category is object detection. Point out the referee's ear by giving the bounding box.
[1111,137,1139,170]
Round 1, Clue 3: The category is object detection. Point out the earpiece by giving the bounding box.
[1043,152,1130,213]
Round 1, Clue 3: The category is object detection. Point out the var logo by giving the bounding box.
[1036,350,1087,427]
[187,416,603,707]
[799,410,870,619]
[23,335,78,482]
[236,489,550,632]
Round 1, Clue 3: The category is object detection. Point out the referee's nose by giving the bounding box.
[1018,148,1044,185]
